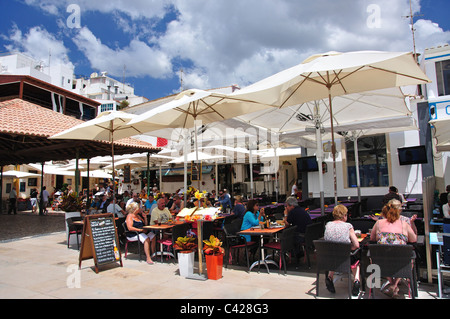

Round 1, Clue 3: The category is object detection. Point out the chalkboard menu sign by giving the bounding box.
[79,213,122,273]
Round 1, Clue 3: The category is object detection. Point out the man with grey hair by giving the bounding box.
[284,196,311,235]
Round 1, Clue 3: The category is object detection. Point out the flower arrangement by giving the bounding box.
[60,192,85,212]
[203,235,224,256]
[174,236,197,253]
[194,190,207,200]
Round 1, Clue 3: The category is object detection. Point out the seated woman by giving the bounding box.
[125,202,156,265]
[240,200,266,242]
[370,200,417,297]
[324,204,361,296]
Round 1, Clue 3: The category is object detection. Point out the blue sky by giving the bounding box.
[0,0,449,101]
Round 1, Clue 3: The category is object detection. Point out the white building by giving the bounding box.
[0,52,73,90]
[421,44,450,192]
[0,52,148,113]
[71,72,148,112]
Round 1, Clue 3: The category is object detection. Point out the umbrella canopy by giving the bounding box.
[167,151,227,164]
[127,88,276,208]
[231,50,430,202]
[235,87,418,212]
[50,111,161,195]
[429,117,450,152]
[1,170,41,178]
[49,111,158,141]
[232,51,429,105]
[104,158,147,170]
[128,89,272,129]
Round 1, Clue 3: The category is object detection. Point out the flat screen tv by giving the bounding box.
[398,145,428,165]
[297,156,319,172]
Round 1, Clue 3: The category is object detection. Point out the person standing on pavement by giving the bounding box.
[8,186,17,214]
[40,186,50,215]
[30,188,38,214]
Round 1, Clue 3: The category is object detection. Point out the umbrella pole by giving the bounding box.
[315,106,325,216]
[249,148,254,199]
[110,123,116,216]
[87,158,91,208]
[147,153,150,197]
[194,118,200,190]
[184,132,188,207]
[328,88,338,205]
[353,133,362,213]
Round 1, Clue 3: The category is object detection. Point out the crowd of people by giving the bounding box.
[18,181,426,296]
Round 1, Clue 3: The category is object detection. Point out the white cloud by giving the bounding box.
[10,0,450,93]
[158,0,450,89]
[2,25,73,69]
[24,0,171,19]
[72,27,172,79]
[414,19,450,51]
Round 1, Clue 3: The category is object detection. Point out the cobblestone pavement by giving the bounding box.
[0,210,65,242]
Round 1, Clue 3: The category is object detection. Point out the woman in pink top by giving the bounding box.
[370,201,417,296]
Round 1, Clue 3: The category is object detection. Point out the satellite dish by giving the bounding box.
[90,72,98,78]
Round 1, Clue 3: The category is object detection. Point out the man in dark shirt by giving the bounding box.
[284,196,311,234]
[284,196,311,258]
[382,186,401,206]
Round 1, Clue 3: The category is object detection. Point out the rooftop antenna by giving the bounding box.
[403,0,423,62]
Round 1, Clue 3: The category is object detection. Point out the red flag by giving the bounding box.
[157,137,168,147]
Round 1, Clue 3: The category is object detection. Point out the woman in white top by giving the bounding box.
[324,204,360,296]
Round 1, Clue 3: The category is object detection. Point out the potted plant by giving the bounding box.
[60,192,86,246]
[60,192,85,212]
[203,235,224,280]
[174,236,197,277]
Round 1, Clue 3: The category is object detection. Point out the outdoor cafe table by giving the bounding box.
[144,221,184,262]
[237,226,285,274]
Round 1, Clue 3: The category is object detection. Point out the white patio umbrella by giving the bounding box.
[167,151,227,164]
[1,170,41,178]
[104,158,147,170]
[127,89,275,198]
[235,87,418,212]
[50,111,165,197]
[231,50,430,203]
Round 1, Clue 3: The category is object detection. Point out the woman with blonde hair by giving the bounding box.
[370,200,417,296]
[324,204,361,295]
[125,201,156,264]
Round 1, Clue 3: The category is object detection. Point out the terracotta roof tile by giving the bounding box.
[0,98,157,149]
[0,99,83,137]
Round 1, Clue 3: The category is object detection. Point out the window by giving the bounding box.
[346,134,389,188]
[436,59,450,96]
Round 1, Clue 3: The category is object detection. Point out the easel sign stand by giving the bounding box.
[79,213,123,274]
[187,219,207,281]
